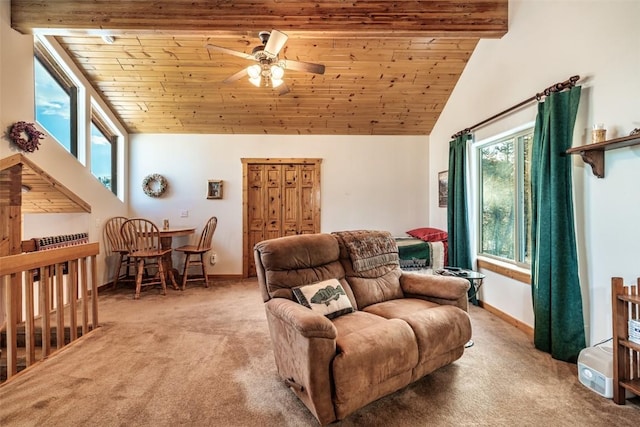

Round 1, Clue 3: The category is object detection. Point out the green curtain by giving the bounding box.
[530,86,585,362]
[447,134,475,303]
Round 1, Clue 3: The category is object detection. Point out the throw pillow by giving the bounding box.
[292,279,355,319]
[406,227,448,242]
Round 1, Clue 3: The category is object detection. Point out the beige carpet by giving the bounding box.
[1,279,638,426]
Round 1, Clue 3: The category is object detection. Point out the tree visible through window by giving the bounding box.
[479,129,533,266]
[91,114,117,194]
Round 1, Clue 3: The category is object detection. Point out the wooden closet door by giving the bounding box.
[297,163,320,235]
[242,159,321,277]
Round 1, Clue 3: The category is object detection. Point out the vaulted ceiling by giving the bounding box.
[11,0,508,135]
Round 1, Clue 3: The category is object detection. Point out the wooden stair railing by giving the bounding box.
[0,242,100,382]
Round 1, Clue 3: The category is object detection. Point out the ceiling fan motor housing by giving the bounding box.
[258,31,271,45]
[252,45,266,56]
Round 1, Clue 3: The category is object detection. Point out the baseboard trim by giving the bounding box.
[208,274,245,280]
[477,300,534,337]
[100,274,247,289]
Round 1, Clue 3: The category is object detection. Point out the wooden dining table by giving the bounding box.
[158,226,195,288]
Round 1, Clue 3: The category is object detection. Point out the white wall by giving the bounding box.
[0,2,129,285]
[129,134,430,274]
[428,0,640,345]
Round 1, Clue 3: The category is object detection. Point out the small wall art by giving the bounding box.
[207,180,223,199]
[438,171,448,208]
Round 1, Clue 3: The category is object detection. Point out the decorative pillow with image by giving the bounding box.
[292,279,355,319]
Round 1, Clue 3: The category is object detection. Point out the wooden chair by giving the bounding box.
[104,216,135,289]
[174,216,218,290]
[120,218,176,299]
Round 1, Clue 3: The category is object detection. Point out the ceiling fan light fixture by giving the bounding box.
[249,76,261,87]
[247,64,262,79]
[270,64,285,80]
[271,78,284,88]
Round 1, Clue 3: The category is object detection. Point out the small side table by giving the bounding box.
[435,268,485,301]
[461,270,485,301]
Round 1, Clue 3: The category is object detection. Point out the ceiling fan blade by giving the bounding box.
[275,83,290,96]
[223,68,248,84]
[206,44,255,61]
[282,59,325,75]
[264,30,288,57]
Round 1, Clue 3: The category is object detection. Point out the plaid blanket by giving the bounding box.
[35,233,89,251]
[396,239,446,271]
[31,233,89,281]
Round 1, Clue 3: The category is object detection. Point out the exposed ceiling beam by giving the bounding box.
[11,0,508,38]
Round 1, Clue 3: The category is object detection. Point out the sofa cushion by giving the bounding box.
[364,299,472,364]
[332,316,418,418]
[331,310,387,336]
[254,234,358,309]
[345,268,404,309]
[364,297,441,315]
[333,230,405,309]
[293,279,355,319]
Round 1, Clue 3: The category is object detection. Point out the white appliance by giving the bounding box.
[577,346,614,398]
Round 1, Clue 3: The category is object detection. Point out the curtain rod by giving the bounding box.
[450,75,580,140]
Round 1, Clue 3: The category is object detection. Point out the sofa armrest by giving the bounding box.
[265,298,337,339]
[400,272,470,311]
[264,298,338,424]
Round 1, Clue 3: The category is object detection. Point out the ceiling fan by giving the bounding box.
[206,30,325,94]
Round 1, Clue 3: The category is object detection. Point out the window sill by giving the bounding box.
[476,257,531,285]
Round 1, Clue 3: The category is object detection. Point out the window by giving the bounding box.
[90,112,117,194]
[34,44,78,155]
[478,128,533,267]
[34,37,122,197]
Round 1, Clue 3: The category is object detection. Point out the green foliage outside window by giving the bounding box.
[90,120,115,193]
[479,129,533,266]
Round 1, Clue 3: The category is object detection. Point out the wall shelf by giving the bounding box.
[566,134,640,178]
[612,277,640,404]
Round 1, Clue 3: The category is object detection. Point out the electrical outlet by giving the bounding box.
[180,210,189,218]
[210,253,217,265]
[95,218,101,228]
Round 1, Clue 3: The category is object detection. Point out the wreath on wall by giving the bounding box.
[9,121,46,153]
[142,173,168,198]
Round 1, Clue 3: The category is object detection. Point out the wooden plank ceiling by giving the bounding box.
[12,0,508,136]
[0,154,92,214]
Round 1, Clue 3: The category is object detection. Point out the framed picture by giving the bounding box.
[438,171,448,208]
[207,180,223,199]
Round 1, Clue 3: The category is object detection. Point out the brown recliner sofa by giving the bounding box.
[254,230,472,425]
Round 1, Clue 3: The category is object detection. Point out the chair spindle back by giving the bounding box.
[121,218,161,253]
[196,216,218,250]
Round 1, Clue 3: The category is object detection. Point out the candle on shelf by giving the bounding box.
[592,123,606,143]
